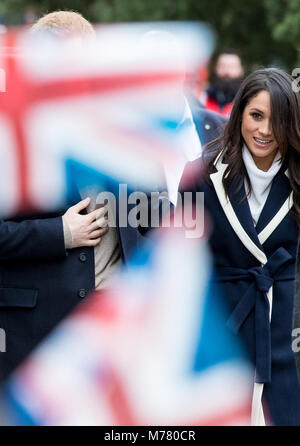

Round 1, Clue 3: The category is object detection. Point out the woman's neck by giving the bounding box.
[251,150,279,172]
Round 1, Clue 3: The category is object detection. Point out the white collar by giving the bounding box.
[179,96,194,124]
[165,96,202,205]
[242,144,282,183]
[242,144,282,225]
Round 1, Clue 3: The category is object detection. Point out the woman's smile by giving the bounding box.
[253,136,274,147]
[241,90,279,171]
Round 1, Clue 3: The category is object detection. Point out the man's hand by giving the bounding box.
[63,198,108,248]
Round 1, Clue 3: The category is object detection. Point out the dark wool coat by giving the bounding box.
[181,153,300,425]
[0,205,145,383]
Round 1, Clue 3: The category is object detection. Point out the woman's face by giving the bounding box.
[241,90,279,171]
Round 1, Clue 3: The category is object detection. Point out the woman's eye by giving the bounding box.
[251,112,262,120]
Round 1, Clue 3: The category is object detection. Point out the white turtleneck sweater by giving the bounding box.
[242,145,282,227]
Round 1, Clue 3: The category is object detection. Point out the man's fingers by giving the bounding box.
[87,237,102,247]
[89,216,108,230]
[88,206,107,223]
[89,227,108,239]
[72,197,91,213]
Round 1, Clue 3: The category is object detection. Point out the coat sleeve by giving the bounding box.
[178,158,203,196]
[0,216,67,261]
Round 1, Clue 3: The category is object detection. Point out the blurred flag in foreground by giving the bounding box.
[1,223,253,426]
[0,22,214,216]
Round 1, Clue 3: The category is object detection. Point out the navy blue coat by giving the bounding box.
[187,93,227,147]
[0,203,145,382]
[181,154,300,425]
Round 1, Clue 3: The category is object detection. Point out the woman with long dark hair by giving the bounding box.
[181,68,300,425]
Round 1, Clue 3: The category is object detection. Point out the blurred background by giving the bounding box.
[0,0,299,70]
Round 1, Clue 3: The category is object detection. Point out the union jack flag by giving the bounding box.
[0,23,214,217]
[1,223,253,426]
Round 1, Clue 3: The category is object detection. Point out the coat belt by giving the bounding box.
[215,247,295,384]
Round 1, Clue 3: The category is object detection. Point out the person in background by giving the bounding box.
[204,49,244,117]
[24,7,37,26]
[144,29,226,205]
[185,65,209,105]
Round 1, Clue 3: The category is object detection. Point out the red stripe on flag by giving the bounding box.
[0,30,183,213]
[186,401,252,426]
[104,366,139,426]
[2,32,33,211]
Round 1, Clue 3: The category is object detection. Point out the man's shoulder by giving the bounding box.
[186,93,226,130]
[196,107,227,126]
[190,103,227,146]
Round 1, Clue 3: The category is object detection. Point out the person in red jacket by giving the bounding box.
[205,49,244,117]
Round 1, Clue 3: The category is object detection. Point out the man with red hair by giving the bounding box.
[30,10,95,38]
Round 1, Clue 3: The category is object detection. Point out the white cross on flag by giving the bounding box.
[0,22,215,217]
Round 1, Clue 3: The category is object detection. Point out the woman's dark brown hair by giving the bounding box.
[204,67,300,223]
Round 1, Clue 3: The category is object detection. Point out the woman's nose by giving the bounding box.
[259,119,272,137]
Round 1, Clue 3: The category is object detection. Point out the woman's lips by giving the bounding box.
[253,136,273,147]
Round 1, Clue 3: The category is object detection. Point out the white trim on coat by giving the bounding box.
[210,158,267,264]
[258,184,293,246]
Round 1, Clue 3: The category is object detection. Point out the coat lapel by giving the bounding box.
[227,174,262,250]
[255,166,293,244]
[210,154,267,265]
[210,153,293,262]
